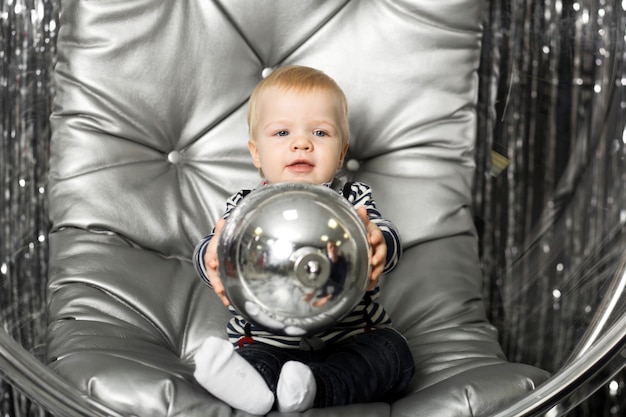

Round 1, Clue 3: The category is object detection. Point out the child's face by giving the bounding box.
[248,87,349,185]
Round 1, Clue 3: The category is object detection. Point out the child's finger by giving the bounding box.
[371,252,384,267]
[214,217,226,234]
[369,229,383,245]
[211,277,230,307]
[356,207,369,225]
[208,256,219,269]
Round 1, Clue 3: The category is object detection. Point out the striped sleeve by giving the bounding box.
[345,182,402,274]
[193,190,249,288]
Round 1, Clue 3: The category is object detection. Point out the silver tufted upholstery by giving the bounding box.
[46,1,550,416]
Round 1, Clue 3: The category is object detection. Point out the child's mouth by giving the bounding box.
[288,161,314,172]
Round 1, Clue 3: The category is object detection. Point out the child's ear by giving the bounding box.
[338,143,349,168]
[248,139,261,168]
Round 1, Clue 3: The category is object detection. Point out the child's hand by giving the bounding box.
[356,207,386,290]
[204,218,231,307]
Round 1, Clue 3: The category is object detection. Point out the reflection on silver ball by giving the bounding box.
[217,183,370,336]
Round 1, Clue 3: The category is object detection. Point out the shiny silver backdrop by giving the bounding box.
[475,1,625,415]
[1,0,58,415]
[0,1,624,416]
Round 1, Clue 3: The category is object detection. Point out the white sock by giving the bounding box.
[276,361,317,412]
[193,336,274,415]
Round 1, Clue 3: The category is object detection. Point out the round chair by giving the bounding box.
[43,1,549,415]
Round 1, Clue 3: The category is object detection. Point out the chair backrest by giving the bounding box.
[49,0,481,257]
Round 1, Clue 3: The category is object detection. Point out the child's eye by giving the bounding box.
[276,130,289,137]
[313,130,327,137]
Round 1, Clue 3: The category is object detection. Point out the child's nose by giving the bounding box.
[291,135,313,151]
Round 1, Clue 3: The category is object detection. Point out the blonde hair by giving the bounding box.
[247,65,350,147]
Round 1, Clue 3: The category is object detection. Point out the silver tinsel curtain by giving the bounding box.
[1,0,57,415]
[475,0,625,414]
[0,0,624,416]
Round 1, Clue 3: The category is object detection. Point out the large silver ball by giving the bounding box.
[217,183,370,336]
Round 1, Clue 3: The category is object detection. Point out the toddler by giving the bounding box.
[193,65,415,414]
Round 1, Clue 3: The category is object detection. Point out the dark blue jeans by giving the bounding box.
[236,328,415,408]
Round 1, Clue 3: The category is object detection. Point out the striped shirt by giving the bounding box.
[193,180,402,349]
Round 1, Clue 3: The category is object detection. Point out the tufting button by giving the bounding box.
[261,67,274,78]
[167,150,183,164]
[346,159,360,172]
